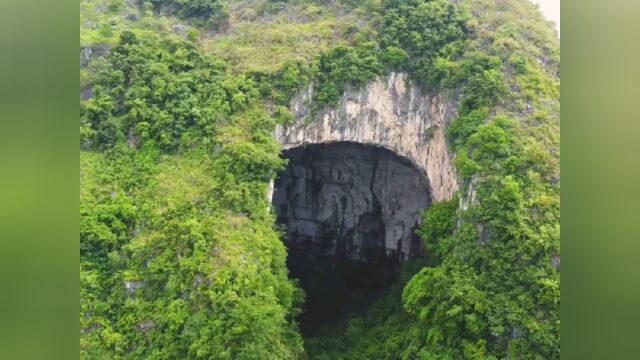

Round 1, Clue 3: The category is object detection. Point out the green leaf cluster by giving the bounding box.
[80,32,303,359]
[80,0,560,358]
[380,0,468,85]
[81,31,258,151]
[144,0,228,25]
[310,42,383,107]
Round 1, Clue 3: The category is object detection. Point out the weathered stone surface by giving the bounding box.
[173,24,188,37]
[80,43,110,67]
[272,142,430,260]
[272,73,461,332]
[136,320,155,332]
[276,72,459,202]
[273,142,431,332]
[124,280,144,294]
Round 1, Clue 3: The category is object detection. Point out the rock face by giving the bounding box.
[272,73,460,331]
[276,72,459,202]
[272,143,431,333]
[273,143,431,260]
[80,43,110,68]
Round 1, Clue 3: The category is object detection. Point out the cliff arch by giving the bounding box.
[271,73,460,332]
[272,141,431,333]
[276,72,459,202]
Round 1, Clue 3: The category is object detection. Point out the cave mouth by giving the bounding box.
[272,142,432,334]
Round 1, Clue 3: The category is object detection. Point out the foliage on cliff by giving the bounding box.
[80,31,303,358]
[146,0,228,24]
[297,0,559,358]
[80,0,559,358]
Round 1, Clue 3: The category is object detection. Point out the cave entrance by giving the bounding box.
[272,142,431,334]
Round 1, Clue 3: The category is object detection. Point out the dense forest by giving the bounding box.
[80,0,559,358]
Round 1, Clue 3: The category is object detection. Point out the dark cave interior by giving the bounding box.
[272,142,431,334]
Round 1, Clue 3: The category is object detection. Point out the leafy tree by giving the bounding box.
[381,0,468,85]
[381,46,408,70]
[80,31,251,151]
[80,32,303,359]
[310,42,383,107]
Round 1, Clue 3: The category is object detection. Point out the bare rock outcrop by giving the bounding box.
[276,72,459,201]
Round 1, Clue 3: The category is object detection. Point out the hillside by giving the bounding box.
[80,0,559,358]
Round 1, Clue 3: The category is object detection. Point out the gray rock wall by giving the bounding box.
[273,143,430,259]
[276,72,459,202]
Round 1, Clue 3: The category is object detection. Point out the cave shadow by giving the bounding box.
[272,142,431,335]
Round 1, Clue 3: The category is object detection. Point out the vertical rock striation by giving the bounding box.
[273,143,431,260]
[276,72,459,202]
[272,73,461,331]
[272,143,431,332]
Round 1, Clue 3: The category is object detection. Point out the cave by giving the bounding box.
[272,142,432,334]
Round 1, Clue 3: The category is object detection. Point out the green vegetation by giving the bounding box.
[81,0,559,358]
[146,0,228,26]
[80,31,302,358]
[81,31,258,151]
[300,0,559,358]
[304,198,459,359]
[80,0,188,47]
[203,0,381,72]
[380,0,468,85]
[310,42,383,107]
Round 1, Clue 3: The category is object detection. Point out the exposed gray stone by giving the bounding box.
[173,24,188,37]
[80,88,93,100]
[126,13,139,22]
[124,280,144,294]
[80,43,110,67]
[137,320,155,332]
[277,72,460,202]
[478,223,491,245]
[273,142,430,260]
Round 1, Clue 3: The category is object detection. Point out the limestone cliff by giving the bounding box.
[272,143,431,260]
[273,73,462,260]
[272,143,431,330]
[276,72,459,202]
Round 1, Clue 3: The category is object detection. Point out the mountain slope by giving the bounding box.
[80,0,559,358]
